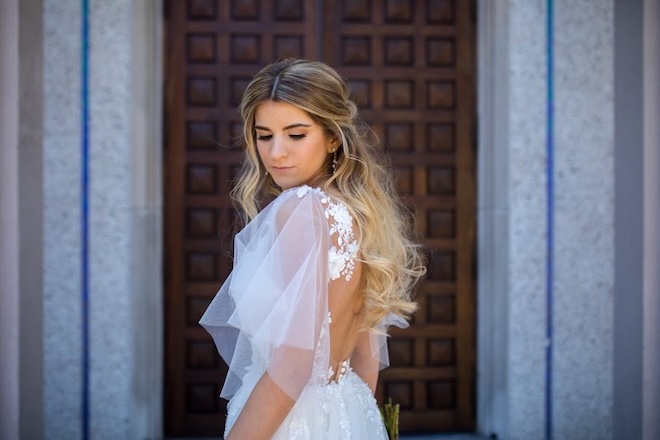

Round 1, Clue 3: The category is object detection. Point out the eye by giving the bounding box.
[256,134,272,141]
[290,134,306,140]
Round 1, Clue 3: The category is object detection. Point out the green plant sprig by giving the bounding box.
[380,398,400,440]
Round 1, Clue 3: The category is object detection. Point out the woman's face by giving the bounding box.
[254,100,336,190]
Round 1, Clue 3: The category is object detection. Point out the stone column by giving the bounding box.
[43,0,83,436]
[42,0,163,438]
[477,1,549,437]
[554,1,614,438]
[1,0,44,438]
[478,1,616,438]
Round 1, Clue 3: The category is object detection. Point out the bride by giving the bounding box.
[200,58,426,439]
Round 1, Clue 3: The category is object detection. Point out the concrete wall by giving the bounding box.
[0,0,21,437]
[505,1,550,438]
[479,2,550,438]
[612,0,644,434]
[43,0,83,436]
[87,0,135,435]
[0,0,44,438]
[476,1,511,436]
[128,1,165,436]
[479,1,616,438]
[554,1,614,438]
[42,0,163,438]
[643,2,660,437]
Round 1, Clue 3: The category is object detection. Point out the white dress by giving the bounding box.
[200,185,405,439]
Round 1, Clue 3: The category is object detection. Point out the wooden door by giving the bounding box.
[164,0,476,436]
[323,0,477,432]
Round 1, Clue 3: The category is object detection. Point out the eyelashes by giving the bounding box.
[255,134,306,142]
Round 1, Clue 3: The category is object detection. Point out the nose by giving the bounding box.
[269,136,288,160]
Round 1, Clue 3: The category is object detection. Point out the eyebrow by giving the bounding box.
[254,123,312,132]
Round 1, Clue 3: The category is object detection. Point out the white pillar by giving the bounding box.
[478,1,549,437]
[554,1,614,438]
[479,0,617,438]
[43,0,83,436]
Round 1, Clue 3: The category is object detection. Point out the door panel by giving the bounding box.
[164,0,475,435]
[323,0,476,431]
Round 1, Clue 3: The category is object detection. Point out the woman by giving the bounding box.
[200,58,426,439]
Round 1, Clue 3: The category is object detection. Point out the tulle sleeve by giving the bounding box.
[351,312,410,383]
[199,187,331,400]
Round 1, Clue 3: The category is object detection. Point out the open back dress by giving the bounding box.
[200,185,405,439]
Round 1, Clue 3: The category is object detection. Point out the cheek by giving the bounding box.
[255,143,268,161]
[305,137,330,162]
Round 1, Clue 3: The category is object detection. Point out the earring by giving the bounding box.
[332,148,337,174]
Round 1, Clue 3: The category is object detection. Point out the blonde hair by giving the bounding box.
[232,59,426,331]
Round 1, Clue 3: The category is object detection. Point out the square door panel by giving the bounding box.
[187,0,217,20]
[187,77,217,107]
[187,121,218,150]
[427,294,455,324]
[187,33,216,63]
[231,0,260,20]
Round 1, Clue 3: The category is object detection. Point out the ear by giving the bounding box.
[328,135,340,153]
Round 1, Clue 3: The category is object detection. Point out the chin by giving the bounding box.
[273,180,296,191]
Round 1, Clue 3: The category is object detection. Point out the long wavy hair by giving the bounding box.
[232,58,426,331]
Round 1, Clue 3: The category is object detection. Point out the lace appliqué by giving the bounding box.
[296,186,358,281]
[327,359,351,383]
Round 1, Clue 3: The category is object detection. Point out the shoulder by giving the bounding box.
[276,185,355,226]
[273,185,339,215]
[264,186,331,237]
[273,185,327,216]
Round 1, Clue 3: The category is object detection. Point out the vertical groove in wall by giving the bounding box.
[545,0,555,439]
[643,3,660,438]
[614,0,644,438]
[81,0,90,438]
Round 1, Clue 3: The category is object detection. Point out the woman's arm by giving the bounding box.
[358,369,379,395]
[225,372,295,440]
[351,329,381,395]
[221,191,329,438]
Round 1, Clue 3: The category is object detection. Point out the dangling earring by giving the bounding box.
[332,148,337,174]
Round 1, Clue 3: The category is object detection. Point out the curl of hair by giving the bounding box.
[231,59,427,332]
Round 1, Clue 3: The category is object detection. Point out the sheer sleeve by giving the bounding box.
[199,187,331,401]
[351,313,410,384]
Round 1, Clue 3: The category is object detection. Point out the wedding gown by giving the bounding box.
[200,185,405,439]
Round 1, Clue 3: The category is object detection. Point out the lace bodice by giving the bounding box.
[200,184,405,406]
[201,184,402,438]
[295,186,358,281]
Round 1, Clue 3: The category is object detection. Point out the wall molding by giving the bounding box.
[476,1,511,437]
[130,0,164,438]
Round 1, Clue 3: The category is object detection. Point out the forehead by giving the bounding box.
[254,100,316,127]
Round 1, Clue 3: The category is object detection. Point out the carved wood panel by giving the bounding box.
[165,0,475,435]
[165,0,320,435]
[324,0,476,432]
